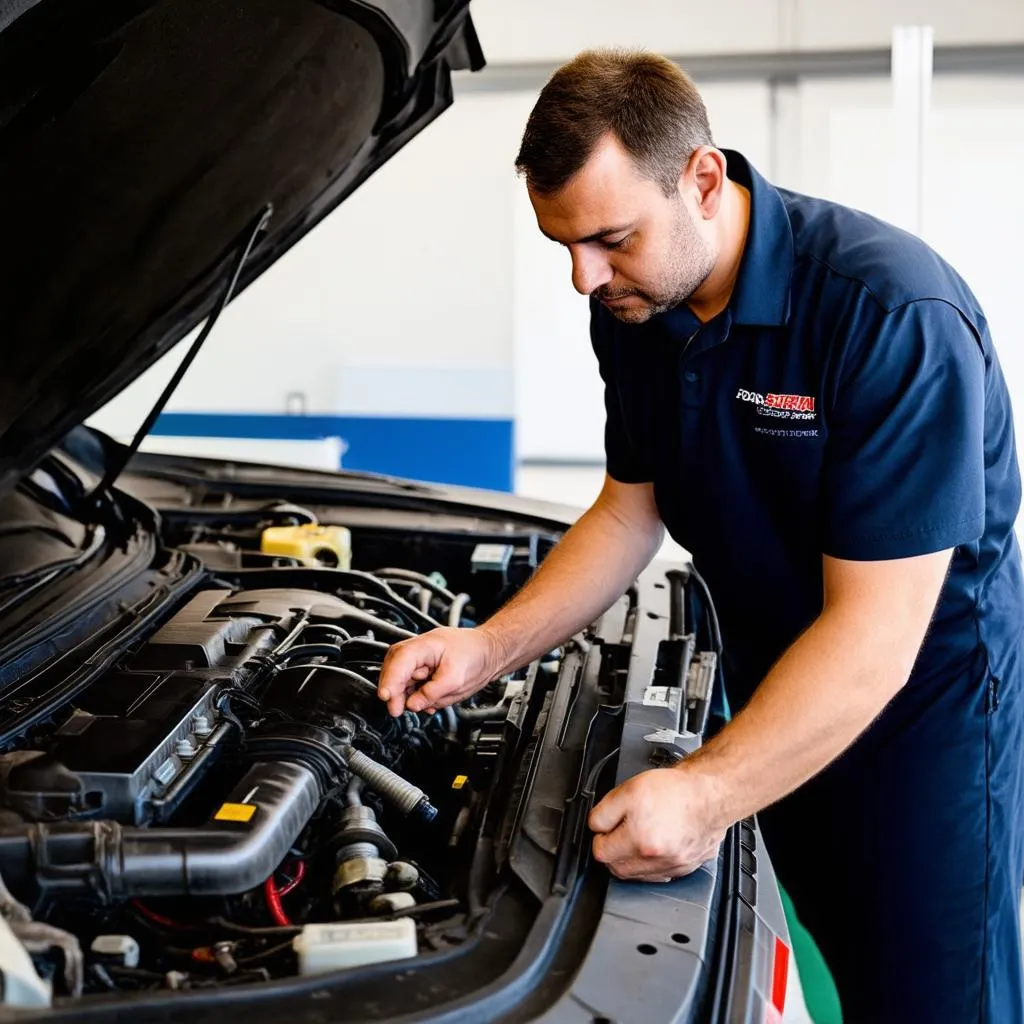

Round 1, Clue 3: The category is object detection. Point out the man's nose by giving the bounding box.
[570,246,613,296]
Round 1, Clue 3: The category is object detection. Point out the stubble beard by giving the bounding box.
[595,205,715,325]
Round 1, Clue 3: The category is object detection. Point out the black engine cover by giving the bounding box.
[0,587,310,824]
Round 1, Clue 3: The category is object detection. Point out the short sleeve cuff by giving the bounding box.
[823,511,985,561]
[606,463,653,485]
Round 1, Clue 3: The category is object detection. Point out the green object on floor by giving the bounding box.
[778,884,843,1023]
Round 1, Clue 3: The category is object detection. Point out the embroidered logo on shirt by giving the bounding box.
[735,388,766,405]
[736,389,819,436]
[736,388,816,419]
[766,393,815,413]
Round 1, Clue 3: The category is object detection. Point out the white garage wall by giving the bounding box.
[924,105,1024,452]
[466,0,785,63]
[792,0,1024,49]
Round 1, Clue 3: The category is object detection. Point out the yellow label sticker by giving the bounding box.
[451,775,468,791]
[214,802,257,823]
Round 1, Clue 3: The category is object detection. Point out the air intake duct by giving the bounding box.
[0,760,321,901]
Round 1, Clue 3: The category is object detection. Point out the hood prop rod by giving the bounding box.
[88,204,274,511]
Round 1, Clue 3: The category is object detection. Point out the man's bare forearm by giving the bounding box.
[479,480,663,674]
[686,609,905,826]
[687,550,952,828]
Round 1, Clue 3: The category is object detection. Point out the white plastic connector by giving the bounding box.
[368,892,417,915]
[90,934,140,968]
[293,919,416,976]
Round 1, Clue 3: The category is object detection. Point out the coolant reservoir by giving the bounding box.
[260,524,352,569]
[293,919,417,975]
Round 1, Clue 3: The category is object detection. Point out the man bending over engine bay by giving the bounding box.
[378,49,1024,1024]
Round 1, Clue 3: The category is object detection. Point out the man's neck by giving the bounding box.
[686,180,751,323]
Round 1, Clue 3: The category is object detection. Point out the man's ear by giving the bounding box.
[681,147,727,220]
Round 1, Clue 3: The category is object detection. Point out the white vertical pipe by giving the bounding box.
[890,25,933,237]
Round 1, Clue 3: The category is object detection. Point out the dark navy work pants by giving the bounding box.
[757,642,1024,1023]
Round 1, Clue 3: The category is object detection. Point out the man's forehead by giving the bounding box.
[542,137,645,203]
[528,134,658,243]
[531,193,639,247]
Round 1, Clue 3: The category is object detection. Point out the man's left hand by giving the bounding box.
[588,766,728,882]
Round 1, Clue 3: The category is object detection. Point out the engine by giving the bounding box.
[0,533,547,1003]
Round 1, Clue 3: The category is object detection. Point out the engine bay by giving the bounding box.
[0,498,566,1006]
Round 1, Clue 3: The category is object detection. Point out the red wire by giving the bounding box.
[132,900,192,931]
[264,860,304,925]
[264,877,292,927]
[277,860,306,896]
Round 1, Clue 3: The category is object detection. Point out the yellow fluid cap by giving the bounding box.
[260,523,352,570]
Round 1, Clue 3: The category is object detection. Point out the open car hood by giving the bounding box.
[0,0,483,498]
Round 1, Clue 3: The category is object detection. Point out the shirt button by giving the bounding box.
[684,370,699,383]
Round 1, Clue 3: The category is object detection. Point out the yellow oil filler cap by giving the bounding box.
[260,523,352,570]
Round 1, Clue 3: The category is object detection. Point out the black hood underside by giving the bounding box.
[0,0,482,497]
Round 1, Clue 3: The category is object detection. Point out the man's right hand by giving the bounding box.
[377,479,663,719]
[377,627,503,717]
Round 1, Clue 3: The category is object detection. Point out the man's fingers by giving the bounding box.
[606,856,665,880]
[406,676,459,713]
[604,854,688,881]
[589,785,628,834]
[378,644,420,698]
[591,823,638,867]
[609,861,656,880]
[386,676,420,717]
[378,639,442,716]
[377,628,490,718]
[587,769,721,884]
[592,819,693,880]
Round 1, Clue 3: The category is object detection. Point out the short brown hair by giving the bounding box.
[515,49,713,197]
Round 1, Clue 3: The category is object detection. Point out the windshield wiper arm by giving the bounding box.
[89,204,274,508]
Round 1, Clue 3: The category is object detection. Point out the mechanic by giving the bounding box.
[377,49,1024,1023]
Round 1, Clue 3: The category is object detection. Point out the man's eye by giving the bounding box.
[605,236,630,250]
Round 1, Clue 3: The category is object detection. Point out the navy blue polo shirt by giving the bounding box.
[591,150,1024,717]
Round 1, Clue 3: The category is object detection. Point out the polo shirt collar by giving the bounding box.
[722,149,793,327]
